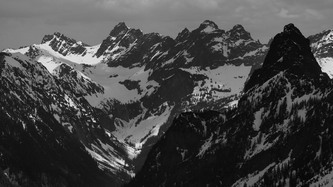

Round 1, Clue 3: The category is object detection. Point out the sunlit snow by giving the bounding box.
[112,103,173,159]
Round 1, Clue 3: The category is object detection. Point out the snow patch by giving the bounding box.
[4,56,22,68]
[253,108,264,131]
[197,134,213,158]
[232,163,276,187]
[316,57,333,78]
[202,26,216,33]
[309,165,333,187]
[245,132,277,160]
[37,56,62,73]
[227,100,239,108]
[297,108,307,122]
[3,47,29,55]
[181,64,251,104]
[112,103,173,159]
[64,94,78,109]
[82,64,159,104]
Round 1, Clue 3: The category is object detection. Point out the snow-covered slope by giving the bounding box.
[309,29,333,78]
[181,64,251,109]
[4,34,104,68]
[0,52,135,186]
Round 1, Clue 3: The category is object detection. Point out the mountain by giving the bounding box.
[245,23,323,91]
[309,29,333,78]
[127,24,333,186]
[0,52,132,186]
[1,20,269,185]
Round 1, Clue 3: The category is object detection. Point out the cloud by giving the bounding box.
[1,0,325,27]
[304,9,324,20]
[278,0,333,10]
[1,0,333,50]
[0,0,330,24]
[96,0,223,11]
[277,8,299,18]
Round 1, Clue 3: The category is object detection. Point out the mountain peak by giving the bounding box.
[115,22,128,29]
[52,32,70,39]
[41,32,78,44]
[231,24,245,31]
[198,20,219,32]
[283,23,302,36]
[262,23,315,69]
[109,22,129,37]
[244,24,323,92]
[41,33,58,44]
[201,20,218,27]
[176,28,190,42]
[180,28,190,34]
[228,24,252,40]
[53,31,63,37]
[40,31,88,57]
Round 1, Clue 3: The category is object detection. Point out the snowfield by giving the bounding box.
[181,64,251,104]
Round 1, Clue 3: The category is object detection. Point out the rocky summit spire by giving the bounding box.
[197,20,219,32]
[41,32,65,44]
[228,24,252,40]
[283,23,302,35]
[200,20,219,29]
[109,22,129,37]
[244,23,324,92]
[175,28,190,42]
[41,32,80,45]
[41,34,54,44]
[231,24,245,31]
[262,23,320,70]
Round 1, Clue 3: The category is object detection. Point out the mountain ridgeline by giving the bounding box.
[1,20,333,186]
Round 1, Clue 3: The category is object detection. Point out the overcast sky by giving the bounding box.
[1,0,333,50]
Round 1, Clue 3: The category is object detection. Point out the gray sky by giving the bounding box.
[1,0,333,50]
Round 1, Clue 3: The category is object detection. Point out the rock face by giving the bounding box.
[0,20,272,186]
[41,32,89,56]
[127,24,333,186]
[245,23,323,92]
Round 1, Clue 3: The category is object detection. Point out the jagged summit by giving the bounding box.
[198,20,219,32]
[109,22,130,37]
[41,32,67,43]
[200,20,219,28]
[39,31,90,57]
[41,32,87,46]
[283,23,302,36]
[94,22,146,59]
[175,28,190,42]
[41,33,55,44]
[231,24,245,31]
[262,23,318,69]
[244,23,324,92]
[53,31,65,37]
[227,24,252,40]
